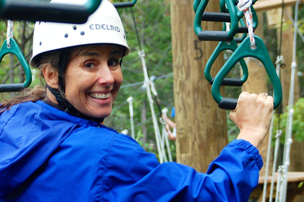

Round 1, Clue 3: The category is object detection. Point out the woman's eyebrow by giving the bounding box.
[80,51,100,57]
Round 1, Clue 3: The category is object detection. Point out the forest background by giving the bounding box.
[0,0,304,161]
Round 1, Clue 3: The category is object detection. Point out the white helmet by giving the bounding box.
[30,0,129,67]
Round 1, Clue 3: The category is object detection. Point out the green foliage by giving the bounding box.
[272,98,304,144]
[298,181,304,188]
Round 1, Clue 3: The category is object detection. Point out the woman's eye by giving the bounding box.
[84,62,95,69]
[108,59,119,67]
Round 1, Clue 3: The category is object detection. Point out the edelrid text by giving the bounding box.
[89,24,120,32]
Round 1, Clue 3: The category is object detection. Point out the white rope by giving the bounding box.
[6,20,13,48]
[237,0,256,47]
[277,2,300,201]
[127,97,135,139]
[138,50,165,163]
[149,77,169,162]
[275,166,283,202]
[262,54,283,202]
[269,130,282,202]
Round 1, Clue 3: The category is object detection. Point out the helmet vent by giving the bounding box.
[39,42,42,46]
[64,34,68,38]
[73,26,77,30]
[80,31,85,36]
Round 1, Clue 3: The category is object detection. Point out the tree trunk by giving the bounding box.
[170,0,227,172]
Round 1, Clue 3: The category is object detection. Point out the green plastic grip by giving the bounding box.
[194,0,239,41]
[0,0,102,23]
[0,39,32,92]
[205,39,248,86]
[114,0,137,8]
[211,36,282,110]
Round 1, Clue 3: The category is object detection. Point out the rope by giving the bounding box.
[127,97,135,139]
[262,0,285,199]
[130,5,173,162]
[262,47,283,202]
[130,7,142,51]
[269,130,282,202]
[277,1,300,201]
[237,0,255,48]
[6,20,14,48]
[139,50,165,163]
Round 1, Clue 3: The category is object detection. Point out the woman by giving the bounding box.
[0,0,274,201]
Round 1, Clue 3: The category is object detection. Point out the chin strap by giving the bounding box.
[46,84,68,108]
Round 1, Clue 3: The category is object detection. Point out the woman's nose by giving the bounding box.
[96,64,115,85]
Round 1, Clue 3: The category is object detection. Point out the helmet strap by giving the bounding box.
[119,48,126,66]
[46,84,68,108]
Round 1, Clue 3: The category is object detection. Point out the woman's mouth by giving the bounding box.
[89,92,111,99]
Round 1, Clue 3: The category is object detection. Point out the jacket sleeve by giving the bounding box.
[102,136,262,202]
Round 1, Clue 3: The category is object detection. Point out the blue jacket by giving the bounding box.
[0,101,263,201]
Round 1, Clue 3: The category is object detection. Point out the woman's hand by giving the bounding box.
[229,92,274,149]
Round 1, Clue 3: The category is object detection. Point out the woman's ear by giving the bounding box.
[42,65,58,89]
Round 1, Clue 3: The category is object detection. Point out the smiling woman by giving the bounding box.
[0,0,275,202]
[63,45,123,119]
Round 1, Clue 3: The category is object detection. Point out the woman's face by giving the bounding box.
[64,45,123,119]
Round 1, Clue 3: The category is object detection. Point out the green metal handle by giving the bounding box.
[194,0,239,41]
[114,0,137,8]
[205,39,248,85]
[211,36,282,110]
[0,0,102,23]
[0,39,32,92]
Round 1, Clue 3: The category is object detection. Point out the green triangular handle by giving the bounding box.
[0,39,32,92]
[211,36,282,110]
[205,39,248,86]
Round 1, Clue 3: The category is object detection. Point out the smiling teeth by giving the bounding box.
[90,93,111,99]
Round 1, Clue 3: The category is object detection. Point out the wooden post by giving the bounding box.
[170,0,227,172]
